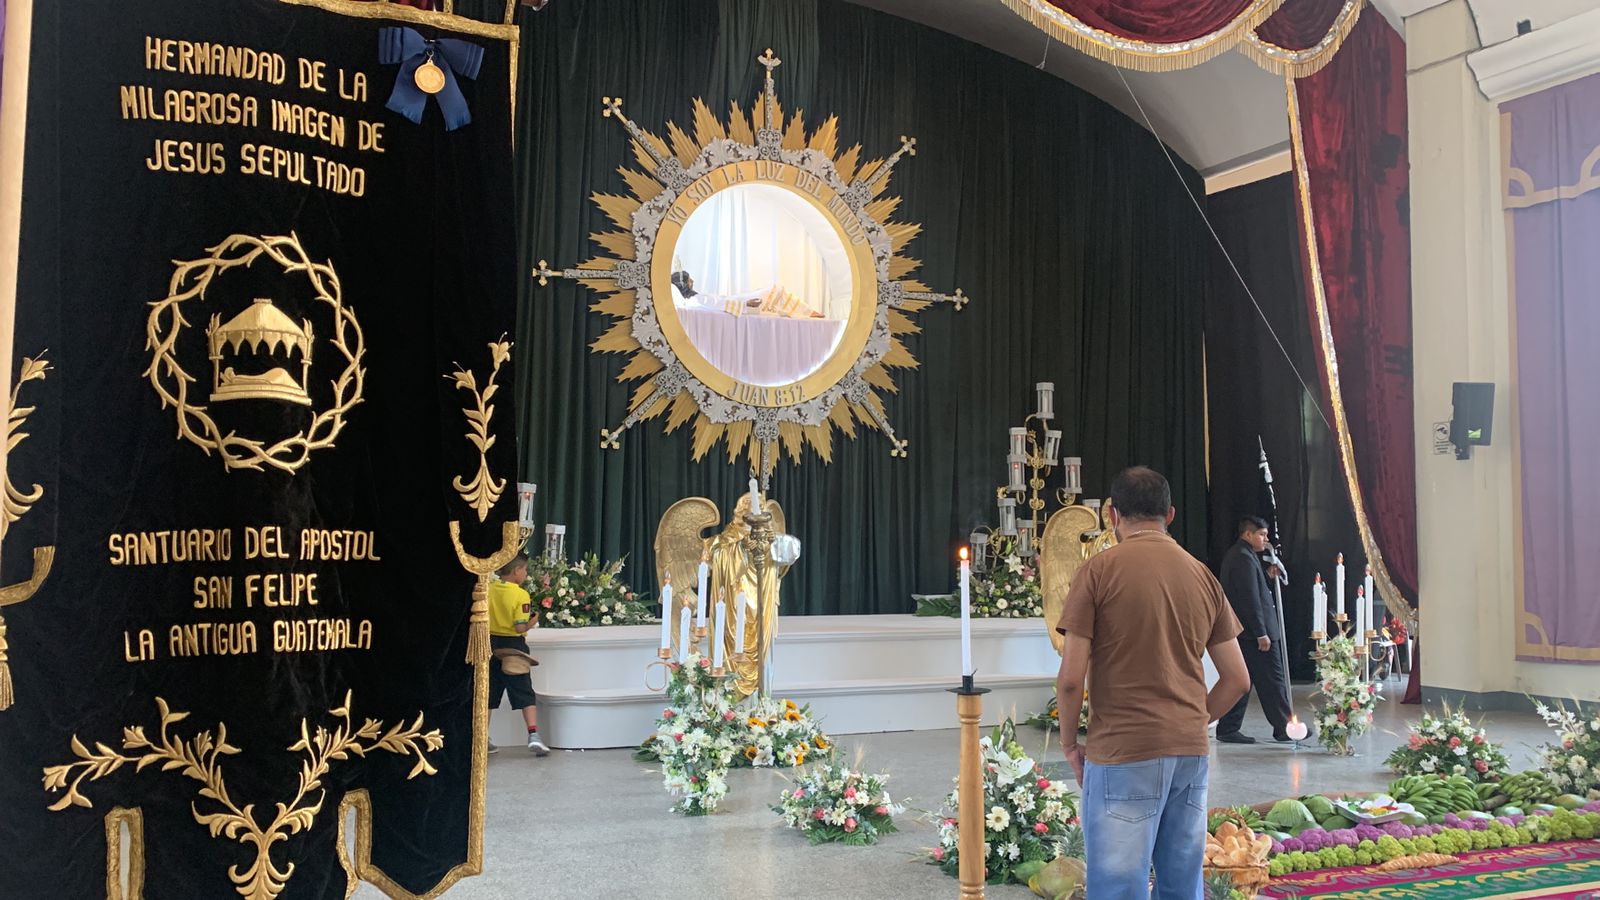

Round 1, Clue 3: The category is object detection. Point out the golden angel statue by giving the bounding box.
[654,495,789,698]
[1038,501,1118,654]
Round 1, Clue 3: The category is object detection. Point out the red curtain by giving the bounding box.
[1290,11,1420,700]
[1038,0,1270,42]
[1257,0,1352,48]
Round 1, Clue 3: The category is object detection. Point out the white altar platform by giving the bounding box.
[494,615,1060,749]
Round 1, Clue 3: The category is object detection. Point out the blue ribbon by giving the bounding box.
[378,27,484,132]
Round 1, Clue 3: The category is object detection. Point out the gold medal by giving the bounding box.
[414,58,446,95]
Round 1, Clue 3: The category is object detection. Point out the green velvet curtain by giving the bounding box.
[508,0,1210,615]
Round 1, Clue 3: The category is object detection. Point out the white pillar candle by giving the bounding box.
[735,591,747,654]
[1312,574,1326,636]
[1017,519,1034,558]
[544,524,565,561]
[968,530,988,572]
[1335,553,1346,619]
[998,496,1017,536]
[696,559,709,628]
[1355,586,1365,643]
[516,482,537,529]
[959,548,973,678]
[1007,457,1026,493]
[1365,564,1376,626]
[1043,429,1061,462]
[713,600,727,670]
[659,579,674,651]
[678,606,691,665]
[1035,382,1055,420]
[1008,427,1027,459]
[748,477,761,515]
[1064,458,1083,495]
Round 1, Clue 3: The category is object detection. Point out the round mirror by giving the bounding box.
[653,161,877,407]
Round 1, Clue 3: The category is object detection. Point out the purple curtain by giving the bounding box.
[1504,72,1600,664]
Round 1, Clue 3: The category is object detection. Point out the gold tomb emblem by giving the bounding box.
[206,298,315,407]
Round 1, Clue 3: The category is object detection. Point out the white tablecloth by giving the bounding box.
[677,306,845,386]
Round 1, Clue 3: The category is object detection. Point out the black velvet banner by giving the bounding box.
[0,2,517,897]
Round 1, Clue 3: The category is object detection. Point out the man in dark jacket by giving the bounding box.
[1216,516,1294,744]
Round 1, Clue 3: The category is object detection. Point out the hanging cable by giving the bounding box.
[1112,66,1333,434]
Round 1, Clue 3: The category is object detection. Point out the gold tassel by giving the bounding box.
[0,616,13,710]
[466,577,491,665]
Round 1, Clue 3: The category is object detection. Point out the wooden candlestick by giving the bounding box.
[952,678,990,899]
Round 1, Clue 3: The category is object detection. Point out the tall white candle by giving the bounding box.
[1365,565,1376,628]
[959,548,973,678]
[1035,382,1055,420]
[1356,586,1367,645]
[678,606,691,665]
[696,559,709,628]
[713,600,727,670]
[1008,427,1027,459]
[748,477,761,515]
[1335,553,1346,619]
[516,482,537,529]
[735,591,747,654]
[659,580,674,651]
[1312,574,1326,637]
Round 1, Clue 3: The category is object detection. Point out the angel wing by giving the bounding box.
[1040,505,1101,655]
[763,498,785,537]
[654,497,720,609]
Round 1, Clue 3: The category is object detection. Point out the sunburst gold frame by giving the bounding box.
[537,48,970,478]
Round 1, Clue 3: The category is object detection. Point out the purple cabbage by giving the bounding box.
[1296,829,1328,851]
[1529,808,1553,817]
[1281,837,1305,853]
[1354,824,1384,842]
[1584,801,1600,814]
[1381,822,1416,839]
[1271,839,1286,855]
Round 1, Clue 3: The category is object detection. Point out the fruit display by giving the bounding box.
[1496,770,1558,807]
[1209,805,1267,835]
[1387,774,1482,818]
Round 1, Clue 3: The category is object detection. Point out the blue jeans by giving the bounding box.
[1082,756,1209,900]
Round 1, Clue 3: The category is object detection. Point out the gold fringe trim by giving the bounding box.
[1285,74,1414,624]
[997,0,1287,73]
[1238,0,1365,78]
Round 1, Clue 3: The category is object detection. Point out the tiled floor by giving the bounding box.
[358,684,1559,899]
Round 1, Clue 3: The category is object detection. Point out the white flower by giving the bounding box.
[1004,842,1021,861]
[1007,556,1024,575]
[1453,746,1468,757]
[997,599,1009,610]
[1420,757,1436,772]
[1042,781,1066,800]
[1571,756,1589,775]
[1008,786,1037,813]
[985,806,1010,831]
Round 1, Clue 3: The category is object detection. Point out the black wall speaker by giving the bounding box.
[1451,382,1495,459]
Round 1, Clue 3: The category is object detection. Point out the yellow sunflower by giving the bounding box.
[784,710,803,723]
[793,749,807,765]
[744,745,759,760]
[784,700,798,711]
[747,717,768,729]
[813,736,830,751]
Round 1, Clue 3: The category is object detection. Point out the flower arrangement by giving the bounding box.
[1024,693,1089,734]
[1312,635,1379,755]
[928,719,1079,885]
[913,553,1043,619]
[643,653,738,815]
[525,552,654,628]
[1533,700,1600,798]
[1266,805,1600,876]
[1385,707,1509,782]
[773,757,902,845]
[735,696,834,768]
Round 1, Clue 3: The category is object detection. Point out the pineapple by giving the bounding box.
[1204,870,1245,900]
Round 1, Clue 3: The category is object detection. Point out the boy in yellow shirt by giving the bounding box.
[488,554,548,755]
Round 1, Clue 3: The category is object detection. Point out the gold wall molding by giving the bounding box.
[447,338,513,522]
[42,693,443,900]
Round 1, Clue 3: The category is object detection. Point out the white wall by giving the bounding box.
[1406,0,1600,702]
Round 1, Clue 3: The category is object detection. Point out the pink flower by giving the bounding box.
[1473,734,1485,744]
[814,808,826,820]
[689,776,699,785]
[1337,712,1347,723]
[626,592,635,601]
[945,818,957,827]
[1475,759,1489,773]
[875,806,889,816]
[1564,739,1575,750]
[844,788,857,800]
[722,711,735,721]
[663,709,675,719]
[1034,822,1049,835]
[541,576,551,587]
[576,591,587,599]
[673,732,684,743]
[1408,735,1424,750]
[1037,778,1052,789]
[933,848,946,861]
[541,598,553,609]
[1350,699,1361,710]
[1449,736,1462,748]
[698,657,711,668]
[844,818,858,833]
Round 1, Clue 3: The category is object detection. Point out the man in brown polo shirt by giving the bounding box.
[1055,466,1250,899]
